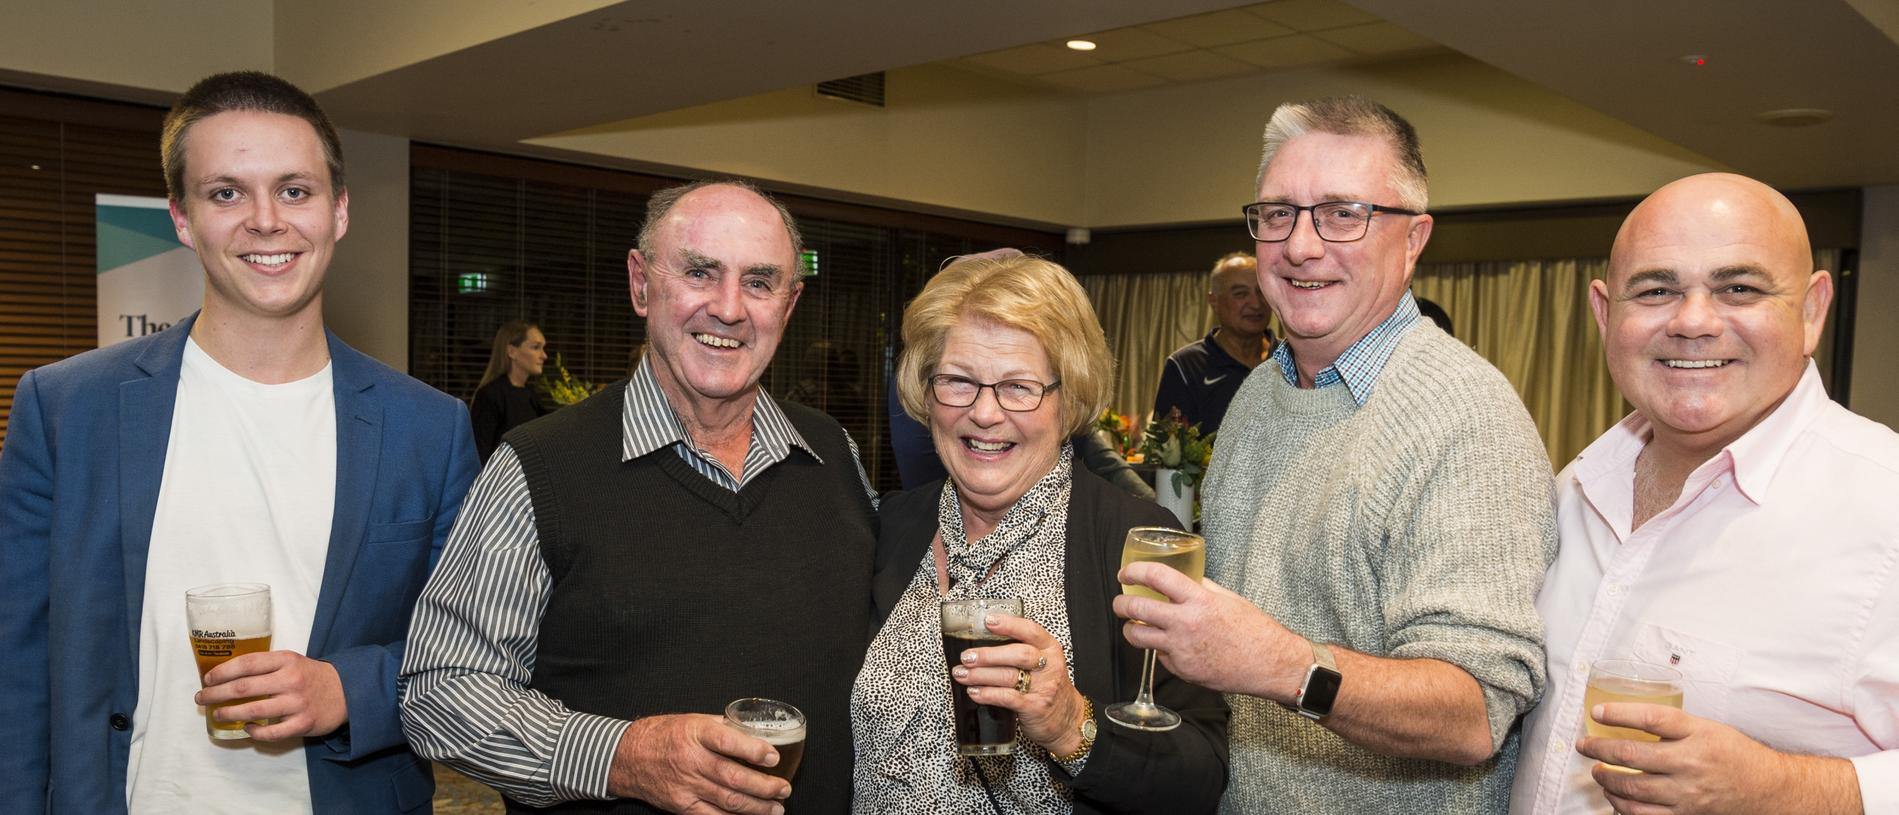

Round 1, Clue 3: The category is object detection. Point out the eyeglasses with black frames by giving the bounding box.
[929,374,1061,412]
[1242,200,1423,243]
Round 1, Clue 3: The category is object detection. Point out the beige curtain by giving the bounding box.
[1411,259,1625,469]
[1089,248,1841,470]
[1082,271,1212,433]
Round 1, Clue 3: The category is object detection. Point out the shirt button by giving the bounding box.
[110,713,130,731]
[1548,739,1566,756]
[1607,584,1624,596]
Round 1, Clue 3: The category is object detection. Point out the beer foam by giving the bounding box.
[742,718,806,745]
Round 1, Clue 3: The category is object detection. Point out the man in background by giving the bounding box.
[1151,251,1274,436]
[402,180,877,814]
[1509,172,1896,815]
[1119,96,1556,813]
[0,71,478,812]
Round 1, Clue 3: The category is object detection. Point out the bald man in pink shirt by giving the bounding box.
[1509,173,1898,815]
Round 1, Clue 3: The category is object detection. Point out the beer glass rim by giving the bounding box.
[724,698,806,734]
[1126,526,1204,546]
[186,582,270,599]
[1588,659,1682,683]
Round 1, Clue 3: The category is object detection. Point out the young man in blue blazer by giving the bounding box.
[0,72,478,813]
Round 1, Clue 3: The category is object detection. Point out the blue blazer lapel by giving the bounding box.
[308,334,381,658]
[118,315,195,666]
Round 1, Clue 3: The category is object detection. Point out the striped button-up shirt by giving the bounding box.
[1272,290,1422,405]
[400,357,876,806]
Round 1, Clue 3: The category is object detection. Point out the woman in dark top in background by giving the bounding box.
[469,319,548,462]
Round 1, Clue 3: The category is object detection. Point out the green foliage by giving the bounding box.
[1139,407,1214,499]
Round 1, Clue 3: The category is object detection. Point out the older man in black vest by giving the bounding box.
[401,180,878,815]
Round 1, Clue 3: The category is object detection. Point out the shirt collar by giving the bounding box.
[1571,359,1830,527]
[1273,290,1421,406]
[620,354,822,465]
[1722,360,1830,504]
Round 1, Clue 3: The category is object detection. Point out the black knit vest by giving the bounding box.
[503,384,876,814]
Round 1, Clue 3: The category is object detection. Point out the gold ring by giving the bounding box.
[1015,669,1033,693]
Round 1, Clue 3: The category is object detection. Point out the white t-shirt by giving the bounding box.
[125,337,335,814]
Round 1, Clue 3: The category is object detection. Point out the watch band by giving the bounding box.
[1309,640,1338,672]
[1050,696,1096,763]
[1291,639,1342,721]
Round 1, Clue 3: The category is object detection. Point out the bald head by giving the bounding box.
[1610,173,1811,284]
[1208,252,1268,338]
[1592,172,1833,455]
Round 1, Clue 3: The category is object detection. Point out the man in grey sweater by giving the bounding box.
[1117,96,1558,813]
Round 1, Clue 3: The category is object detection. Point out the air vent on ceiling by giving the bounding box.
[817,72,886,107]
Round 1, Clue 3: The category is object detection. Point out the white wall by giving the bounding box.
[323,129,410,371]
[1082,52,1726,226]
[1851,185,1899,428]
[529,64,1091,226]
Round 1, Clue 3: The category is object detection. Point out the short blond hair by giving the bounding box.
[896,255,1112,438]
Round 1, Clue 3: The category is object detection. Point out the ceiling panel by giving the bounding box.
[1037,63,1172,93]
[1074,27,1198,61]
[1215,34,1355,69]
[1141,9,1296,48]
[962,43,1104,75]
[1249,0,1382,32]
[1120,49,1258,81]
[1313,22,1438,55]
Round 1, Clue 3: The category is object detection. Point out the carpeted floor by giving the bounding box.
[433,764,505,814]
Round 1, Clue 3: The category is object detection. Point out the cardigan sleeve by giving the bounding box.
[1057,484,1230,814]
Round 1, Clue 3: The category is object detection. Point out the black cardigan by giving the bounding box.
[872,459,1230,814]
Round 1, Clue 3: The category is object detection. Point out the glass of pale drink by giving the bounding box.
[1583,659,1683,772]
[1106,526,1205,732]
[185,583,273,739]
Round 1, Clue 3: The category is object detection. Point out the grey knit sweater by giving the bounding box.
[1202,322,1557,814]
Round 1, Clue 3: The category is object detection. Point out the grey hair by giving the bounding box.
[1255,96,1429,212]
[1208,251,1255,291]
[636,178,805,261]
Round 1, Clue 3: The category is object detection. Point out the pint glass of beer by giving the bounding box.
[185,583,272,740]
[725,698,807,780]
[941,596,1024,756]
[1583,659,1683,772]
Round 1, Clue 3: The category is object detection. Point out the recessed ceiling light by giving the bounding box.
[1756,108,1834,127]
[1066,39,1097,51]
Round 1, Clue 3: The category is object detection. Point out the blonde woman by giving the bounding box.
[470,319,548,462]
[852,254,1228,814]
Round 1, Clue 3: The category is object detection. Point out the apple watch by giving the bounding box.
[1291,640,1342,721]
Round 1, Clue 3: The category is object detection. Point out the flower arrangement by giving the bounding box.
[1096,407,1135,457]
[537,353,601,407]
[1140,407,1214,499]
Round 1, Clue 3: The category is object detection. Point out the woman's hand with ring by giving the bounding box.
[950,614,1087,756]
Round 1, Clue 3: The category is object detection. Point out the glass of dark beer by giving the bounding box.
[940,596,1024,756]
[724,698,806,780]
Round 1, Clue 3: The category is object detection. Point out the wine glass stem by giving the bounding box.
[1136,648,1160,707]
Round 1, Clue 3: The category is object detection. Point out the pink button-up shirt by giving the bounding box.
[1510,363,1899,815]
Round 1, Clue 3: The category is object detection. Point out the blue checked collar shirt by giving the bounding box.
[1271,290,1422,406]
[399,355,875,806]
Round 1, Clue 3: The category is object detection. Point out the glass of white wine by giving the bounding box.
[1583,659,1684,773]
[1106,526,1206,732]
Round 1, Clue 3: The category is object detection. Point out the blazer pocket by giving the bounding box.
[365,518,433,546]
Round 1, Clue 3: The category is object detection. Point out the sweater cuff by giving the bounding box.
[550,712,633,801]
